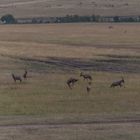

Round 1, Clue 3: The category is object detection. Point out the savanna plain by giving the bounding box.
[0,23,139,139]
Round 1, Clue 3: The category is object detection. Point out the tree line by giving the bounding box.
[1,14,140,24]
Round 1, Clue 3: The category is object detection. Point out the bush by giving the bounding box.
[113,16,119,22]
[1,14,16,24]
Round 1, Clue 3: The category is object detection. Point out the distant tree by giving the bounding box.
[95,15,101,22]
[73,15,80,22]
[113,16,119,22]
[1,14,16,24]
[91,15,96,22]
[32,18,37,24]
[127,17,135,22]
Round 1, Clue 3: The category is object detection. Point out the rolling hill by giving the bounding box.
[0,0,140,18]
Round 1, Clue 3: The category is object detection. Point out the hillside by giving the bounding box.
[0,0,140,18]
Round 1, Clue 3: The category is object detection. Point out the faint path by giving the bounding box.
[0,118,140,140]
[0,118,140,128]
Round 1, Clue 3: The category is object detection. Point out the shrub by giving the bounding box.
[1,14,17,24]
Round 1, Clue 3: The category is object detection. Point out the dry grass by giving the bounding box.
[0,122,140,140]
[0,23,139,116]
[0,23,139,139]
[0,0,140,17]
[0,23,140,59]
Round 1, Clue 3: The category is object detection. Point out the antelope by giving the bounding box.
[12,74,22,83]
[110,77,125,88]
[23,70,28,79]
[86,81,92,93]
[80,72,92,81]
[67,78,78,89]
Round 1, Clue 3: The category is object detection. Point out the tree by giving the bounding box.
[1,14,16,24]
[91,15,96,22]
[113,16,119,22]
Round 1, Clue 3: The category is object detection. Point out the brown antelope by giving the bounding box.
[110,77,125,88]
[23,70,28,79]
[12,74,22,83]
[67,78,78,89]
[80,72,92,81]
[86,81,92,93]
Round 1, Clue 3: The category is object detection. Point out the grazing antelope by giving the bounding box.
[86,81,92,93]
[67,78,78,89]
[110,77,125,88]
[23,70,28,79]
[12,74,22,83]
[108,25,113,29]
[80,72,92,81]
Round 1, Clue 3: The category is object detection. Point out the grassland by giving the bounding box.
[0,23,139,139]
[0,0,140,18]
[0,23,139,116]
